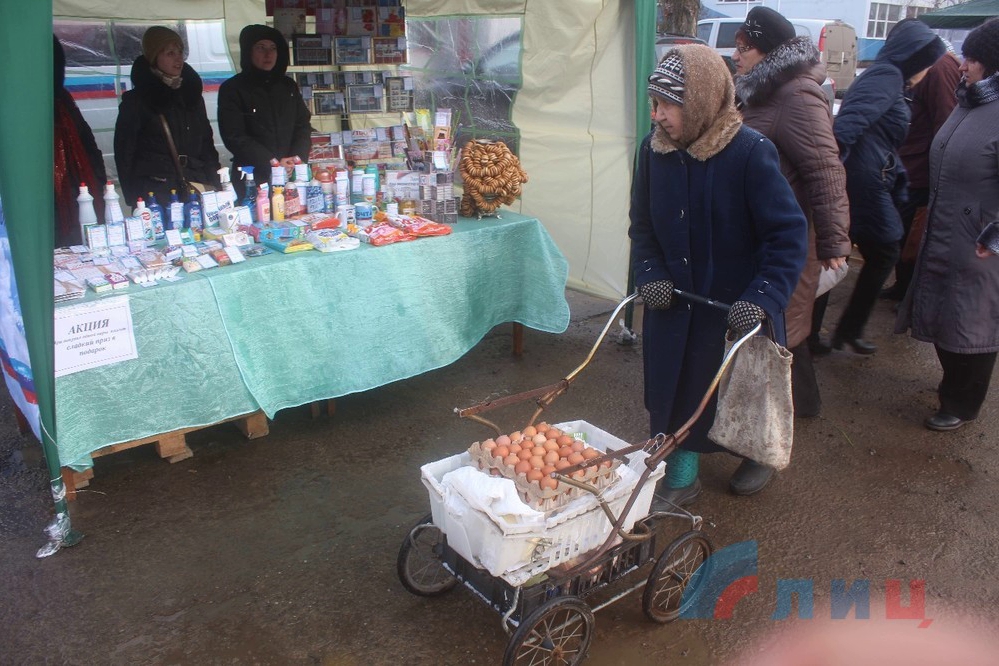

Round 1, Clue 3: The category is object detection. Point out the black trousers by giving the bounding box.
[936,346,998,420]
[790,342,821,417]
[835,239,900,340]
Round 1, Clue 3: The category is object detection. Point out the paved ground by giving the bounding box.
[2,269,998,665]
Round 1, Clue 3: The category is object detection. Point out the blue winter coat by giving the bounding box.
[629,126,807,452]
[834,19,945,245]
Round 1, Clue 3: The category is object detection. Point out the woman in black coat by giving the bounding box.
[113,26,221,207]
[830,19,944,354]
[218,24,312,197]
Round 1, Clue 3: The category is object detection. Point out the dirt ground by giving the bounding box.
[2,273,999,665]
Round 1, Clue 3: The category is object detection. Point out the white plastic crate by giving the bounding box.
[420,420,665,586]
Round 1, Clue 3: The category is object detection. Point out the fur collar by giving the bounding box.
[735,36,823,107]
[650,44,743,161]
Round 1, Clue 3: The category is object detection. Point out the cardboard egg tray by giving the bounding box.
[467,440,621,513]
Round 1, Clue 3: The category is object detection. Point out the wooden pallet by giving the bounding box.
[61,410,269,501]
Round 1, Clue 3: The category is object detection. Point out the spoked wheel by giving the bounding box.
[642,530,712,623]
[397,513,457,597]
[503,597,594,666]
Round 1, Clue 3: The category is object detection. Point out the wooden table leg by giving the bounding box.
[512,323,524,357]
[309,399,336,419]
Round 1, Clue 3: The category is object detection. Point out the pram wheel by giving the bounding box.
[642,530,712,623]
[397,514,457,597]
[503,596,594,666]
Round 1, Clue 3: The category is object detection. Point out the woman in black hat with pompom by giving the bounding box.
[897,18,999,432]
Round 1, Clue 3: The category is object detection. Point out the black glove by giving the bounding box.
[726,300,766,333]
[638,280,674,310]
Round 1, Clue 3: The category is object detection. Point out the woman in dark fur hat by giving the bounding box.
[733,7,851,424]
[113,26,221,207]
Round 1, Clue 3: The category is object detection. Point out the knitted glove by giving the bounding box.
[638,280,674,310]
[726,300,766,333]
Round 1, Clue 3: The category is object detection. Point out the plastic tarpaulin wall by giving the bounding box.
[410,0,639,299]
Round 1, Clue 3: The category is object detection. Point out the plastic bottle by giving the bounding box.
[185,192,203,239]
[362,174,376,203]
[294,163,309,184]
[271,185,285,221]
[239,166,258,223]
[146,193,166,240]
[364,164,380,201]
[305,169,325,214]
[270,158,286,188]
[284,179,301,218]
[168,189,185,231]
[217,167,238,209]
[76,184,98,242]
[350,168,365,204]
[103,181,124,224]
[334,170,350,208]
[318,169,336,212]
[256,183,271,223]
[134,197,154,241]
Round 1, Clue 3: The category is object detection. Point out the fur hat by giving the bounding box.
[962,18,999,75]
[142,26,184,65]
[739,7,796,54]
[648,52,686,105]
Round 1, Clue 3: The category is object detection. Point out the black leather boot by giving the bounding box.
[729,460,775,496]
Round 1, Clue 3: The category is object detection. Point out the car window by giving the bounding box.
[716,23,740,49]
[696,24,712,43]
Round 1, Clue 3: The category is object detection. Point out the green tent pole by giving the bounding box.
[0,1,83,557]
[624,0,657,335]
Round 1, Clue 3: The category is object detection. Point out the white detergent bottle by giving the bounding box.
[103,181,125,224]
[134,197,154,241]
[217,167,238,209]
[76,183,98,242]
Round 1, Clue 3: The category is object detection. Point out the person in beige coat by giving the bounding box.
[733,7,851,417]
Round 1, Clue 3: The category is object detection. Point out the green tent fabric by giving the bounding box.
[0,0,81,555]
[920,0,999,28]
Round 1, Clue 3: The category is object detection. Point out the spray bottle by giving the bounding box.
[185,192,204,239]
[76,183,98,243]
[217,167,238,209]
[168,189,185,231]
[319,169,336,212]
[146,192,165,240]
[239,166,258,223]
[103,181,125,224]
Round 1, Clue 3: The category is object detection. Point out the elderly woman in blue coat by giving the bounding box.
[630,45,808,506]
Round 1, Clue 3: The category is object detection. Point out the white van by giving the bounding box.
[697,17,858,93]
[55,19,235,182]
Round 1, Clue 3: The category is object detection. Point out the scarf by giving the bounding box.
[957,71,999,108]
[150,66,183,90]
[54,94,102,246]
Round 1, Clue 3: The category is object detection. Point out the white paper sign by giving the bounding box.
[54,296,138,377]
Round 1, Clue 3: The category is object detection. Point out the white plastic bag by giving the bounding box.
[816,263,849,297]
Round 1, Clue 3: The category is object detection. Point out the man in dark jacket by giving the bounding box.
[218,24,312,197]
[831,19,945,354]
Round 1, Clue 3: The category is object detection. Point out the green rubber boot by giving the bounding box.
[653,449,701,510]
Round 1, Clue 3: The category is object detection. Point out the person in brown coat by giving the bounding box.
[733,6,851,417]
[882,47,962,300]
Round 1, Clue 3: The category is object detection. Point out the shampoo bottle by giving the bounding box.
[185,192,203,239]
[284,180,301,218]
[134,197,154,241]
[271,185,285,221]
[147,193,165,240]
[76,184,98,242]
[168,189,185,231]
[256,183,271,223]
[103,181,125,224]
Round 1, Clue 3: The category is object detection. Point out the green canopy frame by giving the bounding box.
[920,0,999,28]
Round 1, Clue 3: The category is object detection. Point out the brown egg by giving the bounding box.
[543,440,560,453]
[493,445,509,459]
[518,448,533,461]
[481,440,497,452]
[570,440,585,453]
[515,460,532,474]
[526,469,544,483]
[558,445,574,459]
[509,431,522,442]
[536,421,550,434]
[531,433,548,447]
[509,443,522,455]
[581,448,600,460]
[539,476,558,491]
[568,452,585,465]
[556,435,573,447]
[529,455,545,469]
[554,459,571,470]
[495,434,511,447]
[546,428,563,439]
[572,469,586,479]
[531,446,547,457]
[601,459,613,468]
[541,464,556,475]
[522,425,537,437]
[504,454,520,467]
[543,450,559,464]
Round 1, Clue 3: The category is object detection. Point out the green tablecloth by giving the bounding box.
[55,213,570,470]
